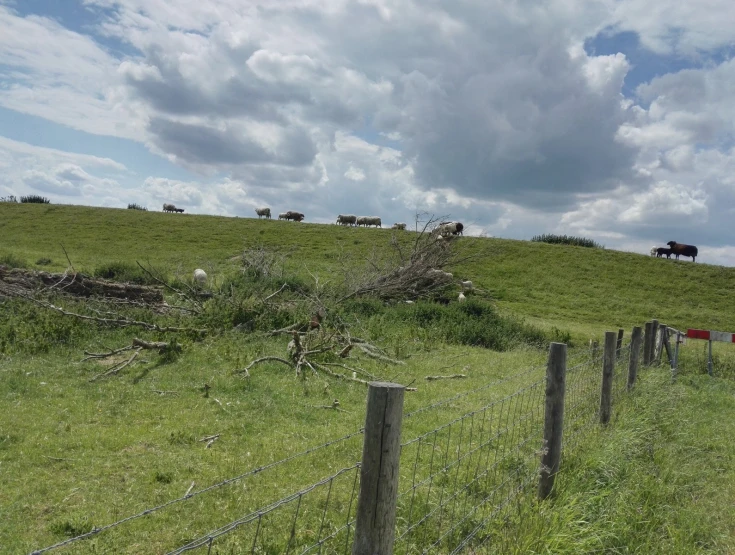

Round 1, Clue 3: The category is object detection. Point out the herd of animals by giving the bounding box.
[161,204,464,235]
[164,204,699,262]
[650,241,699,262]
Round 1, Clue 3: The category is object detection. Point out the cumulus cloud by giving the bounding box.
[2,0,735,263]
[0,5,141,138]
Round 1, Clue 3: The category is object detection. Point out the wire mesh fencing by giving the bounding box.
[29,430,366,554]
[29,328,655,555]
[395,377,546,554]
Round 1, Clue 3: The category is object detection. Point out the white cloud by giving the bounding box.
[0,6,141,138]
[1,0,735,264]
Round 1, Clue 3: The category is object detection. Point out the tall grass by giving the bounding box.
[531,233,604,248]
[20,195,50,204]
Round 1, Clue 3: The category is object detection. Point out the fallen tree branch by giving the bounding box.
[136,261,203,311]
[355,343,405,365]
[0,266,164,303]
[19,293,206,334]
[310,399,349,413]
[89,349,142,382]
[262,283,288,303]
[312,362,371,385]
[320,362,379,381]
[425,374,468,381]
[235,356,293,378]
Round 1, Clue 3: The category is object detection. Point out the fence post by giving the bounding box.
[673,331,681,379]
[600,331,617,425]
[352,382,405,555]
[590,339,599,363]
[651,319,660,365]
[538,342,567,500]
[616,328,624,359]
[627,326,643,390]
[661,327,674,367]
[643,321,653,366]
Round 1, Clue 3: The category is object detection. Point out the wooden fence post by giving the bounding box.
[616,328,624,359]
[643,322,653,366]
[600,331,617,425]
[627,326,643,390]
[352,382,405,555]
[661,327,673,367]
[538,342,567,500]
[651,319,660,365]
[590,339,599,363]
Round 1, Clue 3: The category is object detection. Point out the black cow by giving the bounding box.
[667,241,698,262]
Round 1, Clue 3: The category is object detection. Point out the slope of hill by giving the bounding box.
[1,202,735,553]
[3,202,734,335]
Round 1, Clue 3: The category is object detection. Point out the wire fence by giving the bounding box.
[29,330,652,555]
[396,377,546,554]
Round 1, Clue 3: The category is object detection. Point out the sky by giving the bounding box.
[1,0,735,265]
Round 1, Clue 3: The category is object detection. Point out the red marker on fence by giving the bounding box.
[686,329,735,343]
[686,328,735,375]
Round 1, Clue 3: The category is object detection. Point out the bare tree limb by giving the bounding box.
[234,356,294,377]
[89,348,142,382]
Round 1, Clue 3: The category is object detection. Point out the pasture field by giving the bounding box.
[1,202,735,553]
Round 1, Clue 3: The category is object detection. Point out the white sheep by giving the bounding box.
[649,246,657,257]
[458,292,466,302]
[434,221,464,236]
[255,207,271,219]
[278,212,288,220]
[337,214,357,226]
[193,269,207,285]
[356,216,382,227]
[461,280,473,291]
[392,222,407,230]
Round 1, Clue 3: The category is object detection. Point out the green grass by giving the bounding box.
[1,203,735,553]
[493,370,735,554]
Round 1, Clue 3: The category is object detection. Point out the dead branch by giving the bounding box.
[184,481,196,497]
[320,362,379,380]
[60,243,76,274]
[425,374,468,381]
[312,362,371,385]
[89,349,142,382]
[199,434,220,448]
[356,343,405,365]
[262,283,288,302]
[86,338,177,381]
[132,338,170,351]
[136,261,202,311]
[235,356,294,377]
[338,344,354,358]
[18,293,206,334]
[310,399,349,413]
[267,323,304,336]
[0,265,164,303]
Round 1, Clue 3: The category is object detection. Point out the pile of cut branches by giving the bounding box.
[236,328,410,388]
[337,214,470,303]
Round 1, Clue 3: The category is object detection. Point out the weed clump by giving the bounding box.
[127,203,148,211]
[0,253,28,269]
[20,195,51,204]
[531,234,603,249]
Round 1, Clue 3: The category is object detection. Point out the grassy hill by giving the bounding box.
[3,202,735,335]
[1,202,735,554]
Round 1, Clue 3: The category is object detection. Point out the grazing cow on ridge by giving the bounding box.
[667,241,698,262]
